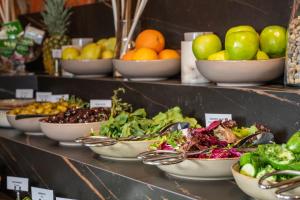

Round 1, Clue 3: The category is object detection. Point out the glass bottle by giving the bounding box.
[286,0,300,86]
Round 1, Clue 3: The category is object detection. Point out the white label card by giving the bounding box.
[15,89,34,99]
[51,49,62,59]
[205,113,232,127]
[50,94,69,103]
[56,198,76,200]
[7,176,29,192]
[90,99,112,108]
[36,92,52,102]
[31,187,54,200]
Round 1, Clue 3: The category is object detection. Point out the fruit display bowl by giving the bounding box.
[196,57,284,86]
[40,121,101,146]
[0,99,35,128]
[113,59,180,81]
[232,163,300,200]
[157,157,238,180]
[61,59,113,77]
[6,114,44,136]
[89,139,156,161]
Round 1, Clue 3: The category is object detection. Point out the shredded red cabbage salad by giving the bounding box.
[157,120,268,159]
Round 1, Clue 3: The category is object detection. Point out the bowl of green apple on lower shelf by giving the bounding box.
[232,131,300,200]
[194,25,286,86]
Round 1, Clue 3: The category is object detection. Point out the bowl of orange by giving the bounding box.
[113,29,180,81]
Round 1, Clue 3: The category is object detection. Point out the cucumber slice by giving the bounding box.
[239,152,253,166]
[240,163,256,177]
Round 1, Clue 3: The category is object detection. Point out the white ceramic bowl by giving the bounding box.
[61,59,113,76]
[113,59,180,81]
[89,140,156,161]
[157,157,239,180]
[40,121,101,146]
[0,110,10,127]
[232,163,300,200]
[6,114,44,136]
[196,57,284,86]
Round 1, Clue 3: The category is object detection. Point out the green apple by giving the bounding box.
[225,31,259,60]
[192,34,222,60]
[260,25,287,58]
[208,50,229,60]
[225,25,257,39]
[256,50,269,60]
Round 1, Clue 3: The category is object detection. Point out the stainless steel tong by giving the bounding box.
[259,170,300,199]
[75,122,190,147]
[138,132,274,166]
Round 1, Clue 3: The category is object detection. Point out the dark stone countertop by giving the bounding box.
[0,128,250,200]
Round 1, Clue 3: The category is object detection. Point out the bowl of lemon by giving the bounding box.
[194,25,285,86]
[113,29,181,81]
[61,37,115,77]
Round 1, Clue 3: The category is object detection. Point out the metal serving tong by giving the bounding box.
[138,132,274,166]
[75,122,190,147]
[259,170,300,199]
[15,114,48,120]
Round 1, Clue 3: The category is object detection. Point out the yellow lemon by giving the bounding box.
[81,43,101,59]
[101,50,114,59]
[97,39,107,50]
[62,47,80,60]
[256,50,270,60]
[103,37,116,51]
[208,50,228,60]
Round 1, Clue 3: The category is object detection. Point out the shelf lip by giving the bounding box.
[0,128,247,200]
[0,74,297,94]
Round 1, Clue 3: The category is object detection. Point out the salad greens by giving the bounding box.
[97,106,199,139]
[239,130,300,181]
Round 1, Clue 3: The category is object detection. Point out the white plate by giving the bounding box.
[232,163,300,200]
[113,59,180,80]
[89,140,157,161]
[62,59,113,75]
[157,157,238,180]
[6,114,44,135]
[196,57,284,86]
[40,121,101,145]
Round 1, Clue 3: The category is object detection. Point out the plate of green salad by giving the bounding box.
[86,88,199,160]
[90,106,198,160]
[148,120,270,180]
[232,131,300,200]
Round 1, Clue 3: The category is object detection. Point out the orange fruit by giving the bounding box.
[132,48,158,60]
[122,50,136,60]
[158,49,180,60]
[135,29,165,53]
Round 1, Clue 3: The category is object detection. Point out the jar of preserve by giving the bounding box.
[286,0,300,85]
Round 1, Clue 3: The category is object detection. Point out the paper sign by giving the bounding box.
[50,94,69,102]
[205,113,232,127]
[36,92,52,102]
[90,99,112,108]
[16,89,34,99]
[51,49,62,59]
[56,197,76,200]
[7,176,29,192]
[31,187,54,200]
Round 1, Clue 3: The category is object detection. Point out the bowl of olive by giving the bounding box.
[40,107,110,146]
[7,100,76,136]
